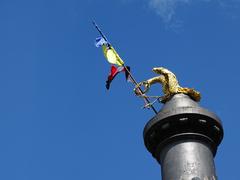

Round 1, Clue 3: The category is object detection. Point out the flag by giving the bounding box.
[106,65,131,90]
[95,36,124,66]
[95,37,108,47]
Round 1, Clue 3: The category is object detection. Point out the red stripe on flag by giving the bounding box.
[106,66,125,90]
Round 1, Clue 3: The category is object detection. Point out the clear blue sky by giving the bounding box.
[0,0,240,179]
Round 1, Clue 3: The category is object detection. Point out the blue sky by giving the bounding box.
[0,0,240,179]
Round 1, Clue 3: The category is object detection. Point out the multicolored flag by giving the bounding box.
[106,65,130,90]
[95,37,124,66]
[93,21,158,114]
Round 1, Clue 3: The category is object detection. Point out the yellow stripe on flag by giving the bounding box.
[102,45,124,66]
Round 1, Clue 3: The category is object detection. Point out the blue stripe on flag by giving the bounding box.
[95,37,107,48]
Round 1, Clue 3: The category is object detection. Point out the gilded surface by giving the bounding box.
[134,67,201,103]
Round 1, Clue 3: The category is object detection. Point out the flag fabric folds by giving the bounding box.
[124,66,131,82]
[95,37,124,66]
[95,36,130,89]
[102,45,124,66]
[106,65,130,90]
[95,37,108,48]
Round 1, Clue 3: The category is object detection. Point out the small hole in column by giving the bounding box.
[192,177,201,180]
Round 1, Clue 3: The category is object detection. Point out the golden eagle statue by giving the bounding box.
[134,67,201,103]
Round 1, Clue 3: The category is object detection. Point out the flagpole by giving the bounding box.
[93,21,158,114]
[92,21,109,43]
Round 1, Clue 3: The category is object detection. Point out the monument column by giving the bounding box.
[143,94,223,180]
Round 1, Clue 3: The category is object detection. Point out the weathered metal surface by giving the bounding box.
[143,94,223,180]
[160,140,217,180]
